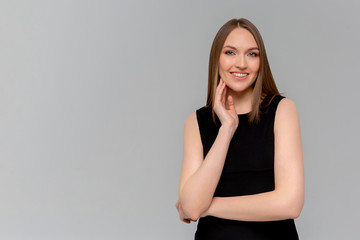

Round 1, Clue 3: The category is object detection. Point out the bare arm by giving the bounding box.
[177,79,238,221]
[201,98,305,221]
[178,116,233,220]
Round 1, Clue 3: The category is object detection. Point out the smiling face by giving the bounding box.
[219,27,260,96]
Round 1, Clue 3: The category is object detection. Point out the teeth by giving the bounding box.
[232,73,248,77]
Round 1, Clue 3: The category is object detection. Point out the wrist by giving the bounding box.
[219,126,235,138]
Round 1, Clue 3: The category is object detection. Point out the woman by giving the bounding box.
[175,18,304,239]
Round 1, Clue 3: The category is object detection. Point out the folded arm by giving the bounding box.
[177,112,235,221]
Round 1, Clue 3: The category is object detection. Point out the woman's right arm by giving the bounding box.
[178,114,234,221]
[177,79,238,221]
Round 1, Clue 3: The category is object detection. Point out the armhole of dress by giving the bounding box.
[195,109,201,135]
[195,109,205,158]
[273,96,286,134]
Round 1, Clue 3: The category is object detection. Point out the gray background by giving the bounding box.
[0,0,359,239]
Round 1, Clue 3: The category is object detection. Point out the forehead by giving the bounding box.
[223,27,258,49]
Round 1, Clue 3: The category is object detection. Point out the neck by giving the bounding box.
[226,87,254,114]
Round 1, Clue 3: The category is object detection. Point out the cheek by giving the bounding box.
[219,57,232,70]
[249,59,260,72]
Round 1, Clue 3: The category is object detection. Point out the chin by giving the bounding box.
[227,82,253,93]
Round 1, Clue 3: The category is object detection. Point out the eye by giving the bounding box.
[225,50,235,55]
[248,52,258,57]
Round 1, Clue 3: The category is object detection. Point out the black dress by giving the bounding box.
[194,95,299,240]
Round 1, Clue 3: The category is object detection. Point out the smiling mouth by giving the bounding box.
[231,72,248,77]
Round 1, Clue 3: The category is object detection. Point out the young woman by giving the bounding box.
[175,18,304,239]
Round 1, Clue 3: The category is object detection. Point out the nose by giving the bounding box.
[235,55,247,69]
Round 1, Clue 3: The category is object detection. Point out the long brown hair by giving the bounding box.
[206,18,280,125]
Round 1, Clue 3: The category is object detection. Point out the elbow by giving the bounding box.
[179,193,209,221]
[287,204,303,219]
[188,211,201,222]
[181,203,201,221]
[275,188,304,219]
[284,194,304,219]
[179,189,211,221]
[178,197,201,221]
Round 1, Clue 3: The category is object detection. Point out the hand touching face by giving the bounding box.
[213,78,239,135]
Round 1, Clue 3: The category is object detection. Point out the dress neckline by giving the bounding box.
[237,112,250,117]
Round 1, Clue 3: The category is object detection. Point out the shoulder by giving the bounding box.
[184,106,212,136]
[186,106,211,125]
[274,98,300,132]
[185,111,197,127]
[183,111,203,150]
[184,107,204,131]
[276,98,298,117]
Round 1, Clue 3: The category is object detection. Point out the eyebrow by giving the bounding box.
[223,45,259,51]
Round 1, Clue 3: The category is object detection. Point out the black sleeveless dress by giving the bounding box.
[194,95,299,240]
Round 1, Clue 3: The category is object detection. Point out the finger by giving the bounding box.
[182,218,191,224]
[223,85,227,106]
[219,78,224,90]
[215,78,222,94]
[179,211,191,224]
[220,81,226,105]
[228,95,235,111]
[215,80,220,99]
[217,79,224,97]
[215,81,223,104]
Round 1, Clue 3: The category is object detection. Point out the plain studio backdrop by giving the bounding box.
[0,0,359,239]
